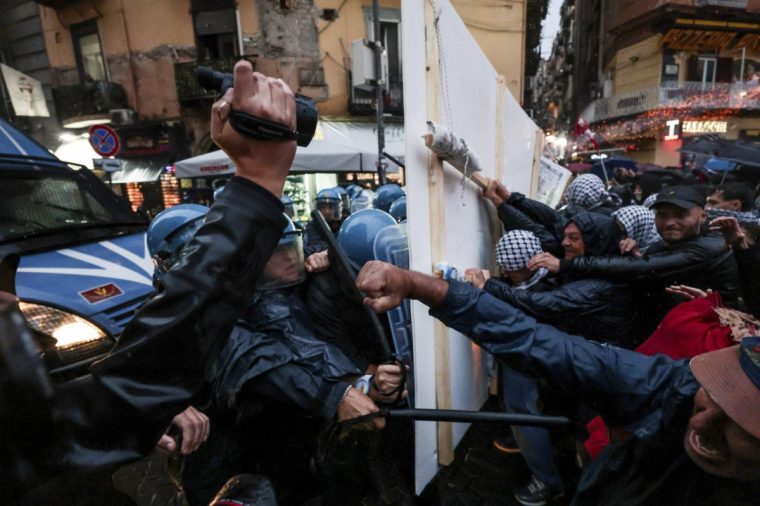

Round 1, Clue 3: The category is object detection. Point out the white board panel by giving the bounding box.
[402,0,543,494]
[401,0,438,494]
[500,91,540,195]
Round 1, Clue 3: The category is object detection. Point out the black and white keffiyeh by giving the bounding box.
[642,193,658,209]
[613,205,660,248]
[495,230,543,272]
[564,174,608,209]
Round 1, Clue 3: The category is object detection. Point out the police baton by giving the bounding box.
[340,408,570,428]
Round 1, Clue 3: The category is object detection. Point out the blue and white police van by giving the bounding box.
[0,119,153,376]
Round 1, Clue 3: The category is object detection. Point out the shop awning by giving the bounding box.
[174,120,405,178]
[109,159,166,183]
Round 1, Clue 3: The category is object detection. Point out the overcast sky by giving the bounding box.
[541,0,563,59]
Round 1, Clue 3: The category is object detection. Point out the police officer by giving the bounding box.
[147,203,210,286]
[388,195,406,223]
[373,184,405,213]
[303,188,345,272]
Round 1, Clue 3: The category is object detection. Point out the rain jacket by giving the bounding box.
[559,231,740,332]
[209,287,361,418]
[430,281,760,504]
[497,193,624,258]
[483,276,637,348]
[17,177,286,499]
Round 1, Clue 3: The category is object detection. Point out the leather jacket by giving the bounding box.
[16,176,286,498]
[559,232,740,332]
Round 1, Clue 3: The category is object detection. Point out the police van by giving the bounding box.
[0,119,153,376]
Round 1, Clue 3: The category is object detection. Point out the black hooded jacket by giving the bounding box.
[489,207,637,346]
[559,228,740,334]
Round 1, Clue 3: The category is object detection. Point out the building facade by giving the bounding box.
[584,0,760,165]
[1,0,526,214]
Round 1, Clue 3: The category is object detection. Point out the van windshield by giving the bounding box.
[0,164,144,244]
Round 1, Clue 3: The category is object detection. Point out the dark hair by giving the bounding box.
[715,183,755,212]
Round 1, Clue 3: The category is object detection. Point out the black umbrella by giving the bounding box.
[679,135,760,168]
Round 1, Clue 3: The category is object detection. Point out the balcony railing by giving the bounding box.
[582,81,760,124]
[349,81,404,117]
[174,59,238,101]
[52,81,129,127]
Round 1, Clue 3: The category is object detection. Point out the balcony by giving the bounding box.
[582,81,760,124]
[349,81,404,117]
[174,59,238,102]
[52,81,129,129]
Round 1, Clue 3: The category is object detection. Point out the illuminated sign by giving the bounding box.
[664,119,680,141]
[682,121,727,134]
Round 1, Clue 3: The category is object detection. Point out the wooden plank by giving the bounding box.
[424,0,454,467]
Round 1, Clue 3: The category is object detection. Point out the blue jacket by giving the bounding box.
[430,281,760,504]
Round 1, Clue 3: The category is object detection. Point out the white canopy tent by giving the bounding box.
[174,120,405,177]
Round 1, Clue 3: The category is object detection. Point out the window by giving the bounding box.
[192,1,239,61]
[71,21,107,82]
[363,8,402,87]
[697,56,717,84]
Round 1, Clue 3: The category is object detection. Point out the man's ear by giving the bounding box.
[728,199,742,211]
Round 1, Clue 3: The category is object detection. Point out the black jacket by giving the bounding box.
[15,177,286,498]
[560,231,740,331]
[305,269,381,371]
[497,194,623,258]
[209,287,360,418]
[484,276,638,348]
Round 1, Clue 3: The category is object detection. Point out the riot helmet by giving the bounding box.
[281,194,295,219]
[388,195,407,223]
[148,204,209,278]
[345,183,362,200]
[256,215,306,291]
[373,184,405,212]
[333,186,351,215]
[337,209,396,268]
[315,188,343,223]
[350,189,375,213]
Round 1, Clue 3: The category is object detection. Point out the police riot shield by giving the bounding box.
[372,223,414,404]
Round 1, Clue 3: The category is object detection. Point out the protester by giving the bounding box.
[706,183,756,212]
[563,174,621,215]
[529,185,741,335]
[356,260,760,504]
[612,205,660,255]
[468,229,636,347]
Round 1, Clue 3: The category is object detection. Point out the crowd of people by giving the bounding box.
[3,62,760,505]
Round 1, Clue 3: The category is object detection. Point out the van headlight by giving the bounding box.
[18,302,111,361]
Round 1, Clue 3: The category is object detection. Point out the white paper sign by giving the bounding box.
[1,63,50,117]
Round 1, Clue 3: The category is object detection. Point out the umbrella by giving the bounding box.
[679,136,760,168]
[703,158,737,172]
